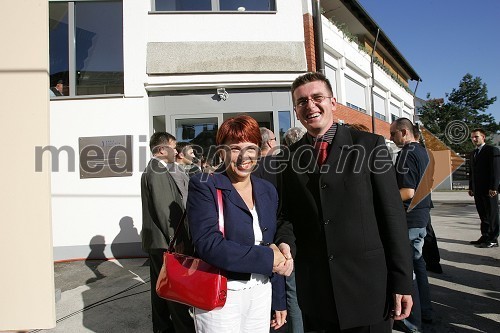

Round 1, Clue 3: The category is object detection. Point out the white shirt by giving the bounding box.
[227,204,269,290]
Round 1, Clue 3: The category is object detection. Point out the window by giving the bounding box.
[153,0,276,11]
[373,93,386,121]
[278,111,291,143]
[345,76,366,113]
[390,102,400,119]
[325,64,338,99]
[49,1,123,97]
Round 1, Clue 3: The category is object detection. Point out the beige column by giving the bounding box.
[0,0,56,330]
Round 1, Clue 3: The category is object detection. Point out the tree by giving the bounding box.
[418,73,498,154]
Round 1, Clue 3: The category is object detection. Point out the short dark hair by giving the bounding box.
[291,72,334,102]
[175,141,191,155]
[471,128,486,136]
[216,115,261,147]
[393,117,416,137]
[149,132,176,153]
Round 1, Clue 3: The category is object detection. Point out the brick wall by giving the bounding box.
[335,103,391,139]
[303,13,316,72]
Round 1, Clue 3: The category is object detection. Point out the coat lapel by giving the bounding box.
[325,125,354,172]
[213,171,251,215]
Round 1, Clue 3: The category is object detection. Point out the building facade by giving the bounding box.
[47,0,420,260]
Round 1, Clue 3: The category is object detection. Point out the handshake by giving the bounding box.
[270,243,293,276]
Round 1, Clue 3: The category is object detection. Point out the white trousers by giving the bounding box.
[193,281,272,333]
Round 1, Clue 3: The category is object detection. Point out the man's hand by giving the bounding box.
[489,189,497,197]
[468,190,474,197]
[270,243,286,267]
[391,294,412,321]
[270,310,287,330]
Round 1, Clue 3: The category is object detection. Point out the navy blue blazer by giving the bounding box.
[187,171,285,310]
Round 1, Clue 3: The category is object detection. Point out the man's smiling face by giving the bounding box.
[293,80,336,137]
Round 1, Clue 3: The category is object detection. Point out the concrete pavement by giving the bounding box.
[31,191,499,332]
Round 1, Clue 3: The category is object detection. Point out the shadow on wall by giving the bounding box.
[111,216,147,265]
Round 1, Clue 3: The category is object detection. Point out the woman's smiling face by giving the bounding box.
[221,141,259,181]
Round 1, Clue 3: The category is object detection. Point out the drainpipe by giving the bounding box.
[370,28,380,133]
[312,0,325,74]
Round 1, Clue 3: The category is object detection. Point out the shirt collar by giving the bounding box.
[153,156,168,168]
[307,123,338,145]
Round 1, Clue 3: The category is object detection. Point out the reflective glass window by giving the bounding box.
[75,1,123,95]
[278,111,291,144]
[49,3,69,96]
[155,0,211,11]
[219,0,274,11]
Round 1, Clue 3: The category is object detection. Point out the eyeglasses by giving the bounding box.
[294,95,332,109]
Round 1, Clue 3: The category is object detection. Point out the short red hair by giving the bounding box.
[216,115,262,147]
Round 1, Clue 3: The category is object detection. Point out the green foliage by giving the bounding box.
[418,74,499,154]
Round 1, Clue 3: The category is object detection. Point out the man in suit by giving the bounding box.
[468,128,500,248]
[141,132,194,333]
[275,72,413,332]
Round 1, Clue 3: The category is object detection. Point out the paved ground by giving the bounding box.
[29,191,499,333]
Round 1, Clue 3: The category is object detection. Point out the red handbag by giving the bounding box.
[156,189,227,311]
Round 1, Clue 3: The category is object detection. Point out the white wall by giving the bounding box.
[50,97,149,259]
[147,0,304,42]
[322,17,415,119]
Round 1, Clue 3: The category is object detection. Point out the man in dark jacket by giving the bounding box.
[141,132,194,333]
[468,128,500,248]
[275,72,413,332]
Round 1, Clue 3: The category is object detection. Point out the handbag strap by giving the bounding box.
[168,188,224,252]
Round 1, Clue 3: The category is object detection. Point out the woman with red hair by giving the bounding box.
[187,115,288,332]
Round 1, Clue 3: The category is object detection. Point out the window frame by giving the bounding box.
[150,0,277,13]
[49,0,124,99]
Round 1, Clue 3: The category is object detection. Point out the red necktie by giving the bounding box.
[314,141,329,166]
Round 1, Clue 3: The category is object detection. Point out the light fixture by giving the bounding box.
[217,88,228,101]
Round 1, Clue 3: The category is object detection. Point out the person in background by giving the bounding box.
[254,127,304,333]
[468,128,500,248]
[283,127,305,147]
[260,127,278,156]
[391,118,434,331]
[140,132,195,333]
[253,128,280,186]
[276,72,413,332]
[175,141,202,177]
[346,122,370,132]
[413,126,443,274]
[51,79,64,96]
[187,115,292,333]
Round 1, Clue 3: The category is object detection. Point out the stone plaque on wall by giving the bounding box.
[79,135,132,179]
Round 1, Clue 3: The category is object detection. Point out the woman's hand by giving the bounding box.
[270,310,287,330]
[270,243,286,267]
[270,243,294,276]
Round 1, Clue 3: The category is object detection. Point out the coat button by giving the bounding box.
[329,255,334,261]
[321,183,327,189]
[324,219,330,225]
[263,227,268,232]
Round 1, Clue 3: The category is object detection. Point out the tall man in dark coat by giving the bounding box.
[468,128,500,248]
[141,132,194,333]
[275,72,413,332]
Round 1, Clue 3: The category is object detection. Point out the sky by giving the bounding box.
[357,0,500,122]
